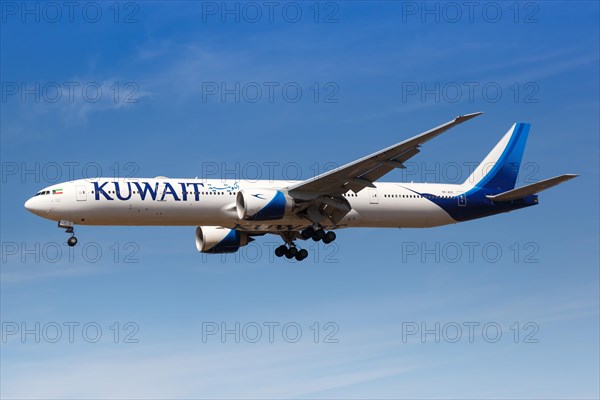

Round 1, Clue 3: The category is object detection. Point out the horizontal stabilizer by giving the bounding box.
[486,174,578,201]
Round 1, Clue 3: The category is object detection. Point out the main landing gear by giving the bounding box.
[59,220,78,247]
[300,227,336,244]
[274,226,337,262]
[275,244,308,261]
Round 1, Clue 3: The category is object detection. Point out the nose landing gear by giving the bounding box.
[67,235,78,247]
[58,220,78,247]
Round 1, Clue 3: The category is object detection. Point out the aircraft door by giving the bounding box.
[76,185,87,201]
[368,188,379,204]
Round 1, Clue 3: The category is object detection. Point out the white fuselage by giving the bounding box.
[24,178,465,231]
[21,117,565,258]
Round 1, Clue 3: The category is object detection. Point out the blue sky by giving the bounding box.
[1,1,599,398]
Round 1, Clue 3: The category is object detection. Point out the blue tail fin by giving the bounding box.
[464,123,530,192]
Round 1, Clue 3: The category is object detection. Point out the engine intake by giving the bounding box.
[195,226,251,253]
[236,189,294,220]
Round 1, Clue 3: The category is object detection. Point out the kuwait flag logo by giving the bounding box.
[52,188,63,195]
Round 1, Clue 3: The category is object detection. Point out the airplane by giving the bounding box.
[24,112,577,261]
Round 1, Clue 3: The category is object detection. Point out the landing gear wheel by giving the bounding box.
[67,236,78,247]
[313,229,325,241]
[295,249,309,261]
[322,231,336,244]
[59,221,78,247]
[301,227,315,240]
[275,245,287,257]
[287,247,298,257]
[284,252,295,259]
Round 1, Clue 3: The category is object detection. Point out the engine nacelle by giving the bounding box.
[236,189,294,221]
[195,226,251,253]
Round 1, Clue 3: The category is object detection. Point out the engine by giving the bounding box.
[195,226,251,253]
[236,189,294,221]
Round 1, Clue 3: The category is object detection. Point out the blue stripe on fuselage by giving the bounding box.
[401,187,538,222]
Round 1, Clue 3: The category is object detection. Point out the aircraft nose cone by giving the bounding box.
[24,197,43,215]
[24,198,34,212]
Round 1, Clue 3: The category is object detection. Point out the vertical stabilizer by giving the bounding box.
[464,123,530,192]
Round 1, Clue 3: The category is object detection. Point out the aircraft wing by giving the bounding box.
[287,112,483,199]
